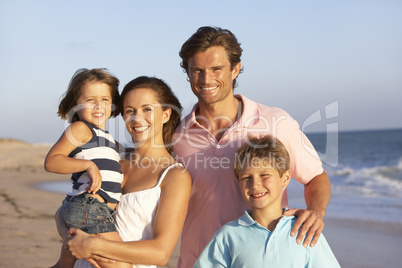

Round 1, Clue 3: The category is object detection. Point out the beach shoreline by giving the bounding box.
[1,141,401,267]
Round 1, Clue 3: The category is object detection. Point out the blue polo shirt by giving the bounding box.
[194,210,340,268]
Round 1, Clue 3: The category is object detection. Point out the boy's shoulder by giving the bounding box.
[210,212,340,267]
[213,212,297,240]
[215,217,243,234]
[212,212,250,237]
[277,214,297,228]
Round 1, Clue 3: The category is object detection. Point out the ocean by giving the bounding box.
[288,128,402,223]
[38,128,402,223]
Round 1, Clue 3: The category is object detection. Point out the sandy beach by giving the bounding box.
[1,139,401,268]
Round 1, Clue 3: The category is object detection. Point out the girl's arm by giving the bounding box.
[66,166,192,266]
[44,121,102,193]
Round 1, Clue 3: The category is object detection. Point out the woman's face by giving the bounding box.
[123,88,170,146]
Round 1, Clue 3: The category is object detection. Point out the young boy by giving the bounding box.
[194,135,340,267]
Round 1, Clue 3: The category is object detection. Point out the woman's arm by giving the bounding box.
[44,121,101,193]
[66,166,192,266]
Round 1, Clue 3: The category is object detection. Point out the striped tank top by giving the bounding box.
[67,122,123,203]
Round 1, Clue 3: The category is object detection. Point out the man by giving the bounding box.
[172,26,331,268]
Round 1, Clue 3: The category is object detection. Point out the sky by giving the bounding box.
[1,0,401,144]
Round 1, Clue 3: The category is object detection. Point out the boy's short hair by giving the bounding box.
[234,135,290,178]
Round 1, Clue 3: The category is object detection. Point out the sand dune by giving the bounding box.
[0,139,52,169]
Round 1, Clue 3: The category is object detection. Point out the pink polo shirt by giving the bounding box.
[172,94,323,268]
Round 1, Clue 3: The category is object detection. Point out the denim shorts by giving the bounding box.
[61,193,117,234]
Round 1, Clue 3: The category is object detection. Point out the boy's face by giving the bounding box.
[238,158,290,210]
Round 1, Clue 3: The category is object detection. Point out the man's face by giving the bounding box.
[187,46,241,106]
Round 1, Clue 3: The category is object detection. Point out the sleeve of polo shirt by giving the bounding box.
[193,235,230,268]
[275,111,324,185]
[306,234,341,267]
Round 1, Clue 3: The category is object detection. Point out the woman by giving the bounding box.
[64,76,191,268]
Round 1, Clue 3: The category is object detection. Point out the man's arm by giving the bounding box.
[284,171,331,247]
[305,171,331,219]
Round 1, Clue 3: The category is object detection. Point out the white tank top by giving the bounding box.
[74,163,183,268]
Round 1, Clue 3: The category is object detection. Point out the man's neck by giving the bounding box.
[196,95,242,140]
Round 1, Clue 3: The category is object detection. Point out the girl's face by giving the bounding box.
[123,88,171,145]
[76,81,113,130]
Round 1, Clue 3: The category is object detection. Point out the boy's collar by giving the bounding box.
[238,208,294,227]
[238,210,255,226]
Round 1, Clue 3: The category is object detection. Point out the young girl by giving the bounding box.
[45,68,130,268]
[60,76,191,268]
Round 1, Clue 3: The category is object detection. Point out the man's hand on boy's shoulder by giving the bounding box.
[283,208,325,248]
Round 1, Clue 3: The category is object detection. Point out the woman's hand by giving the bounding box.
[65,228,95,259]
[65,229,117,267]
[86,255,117,268]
